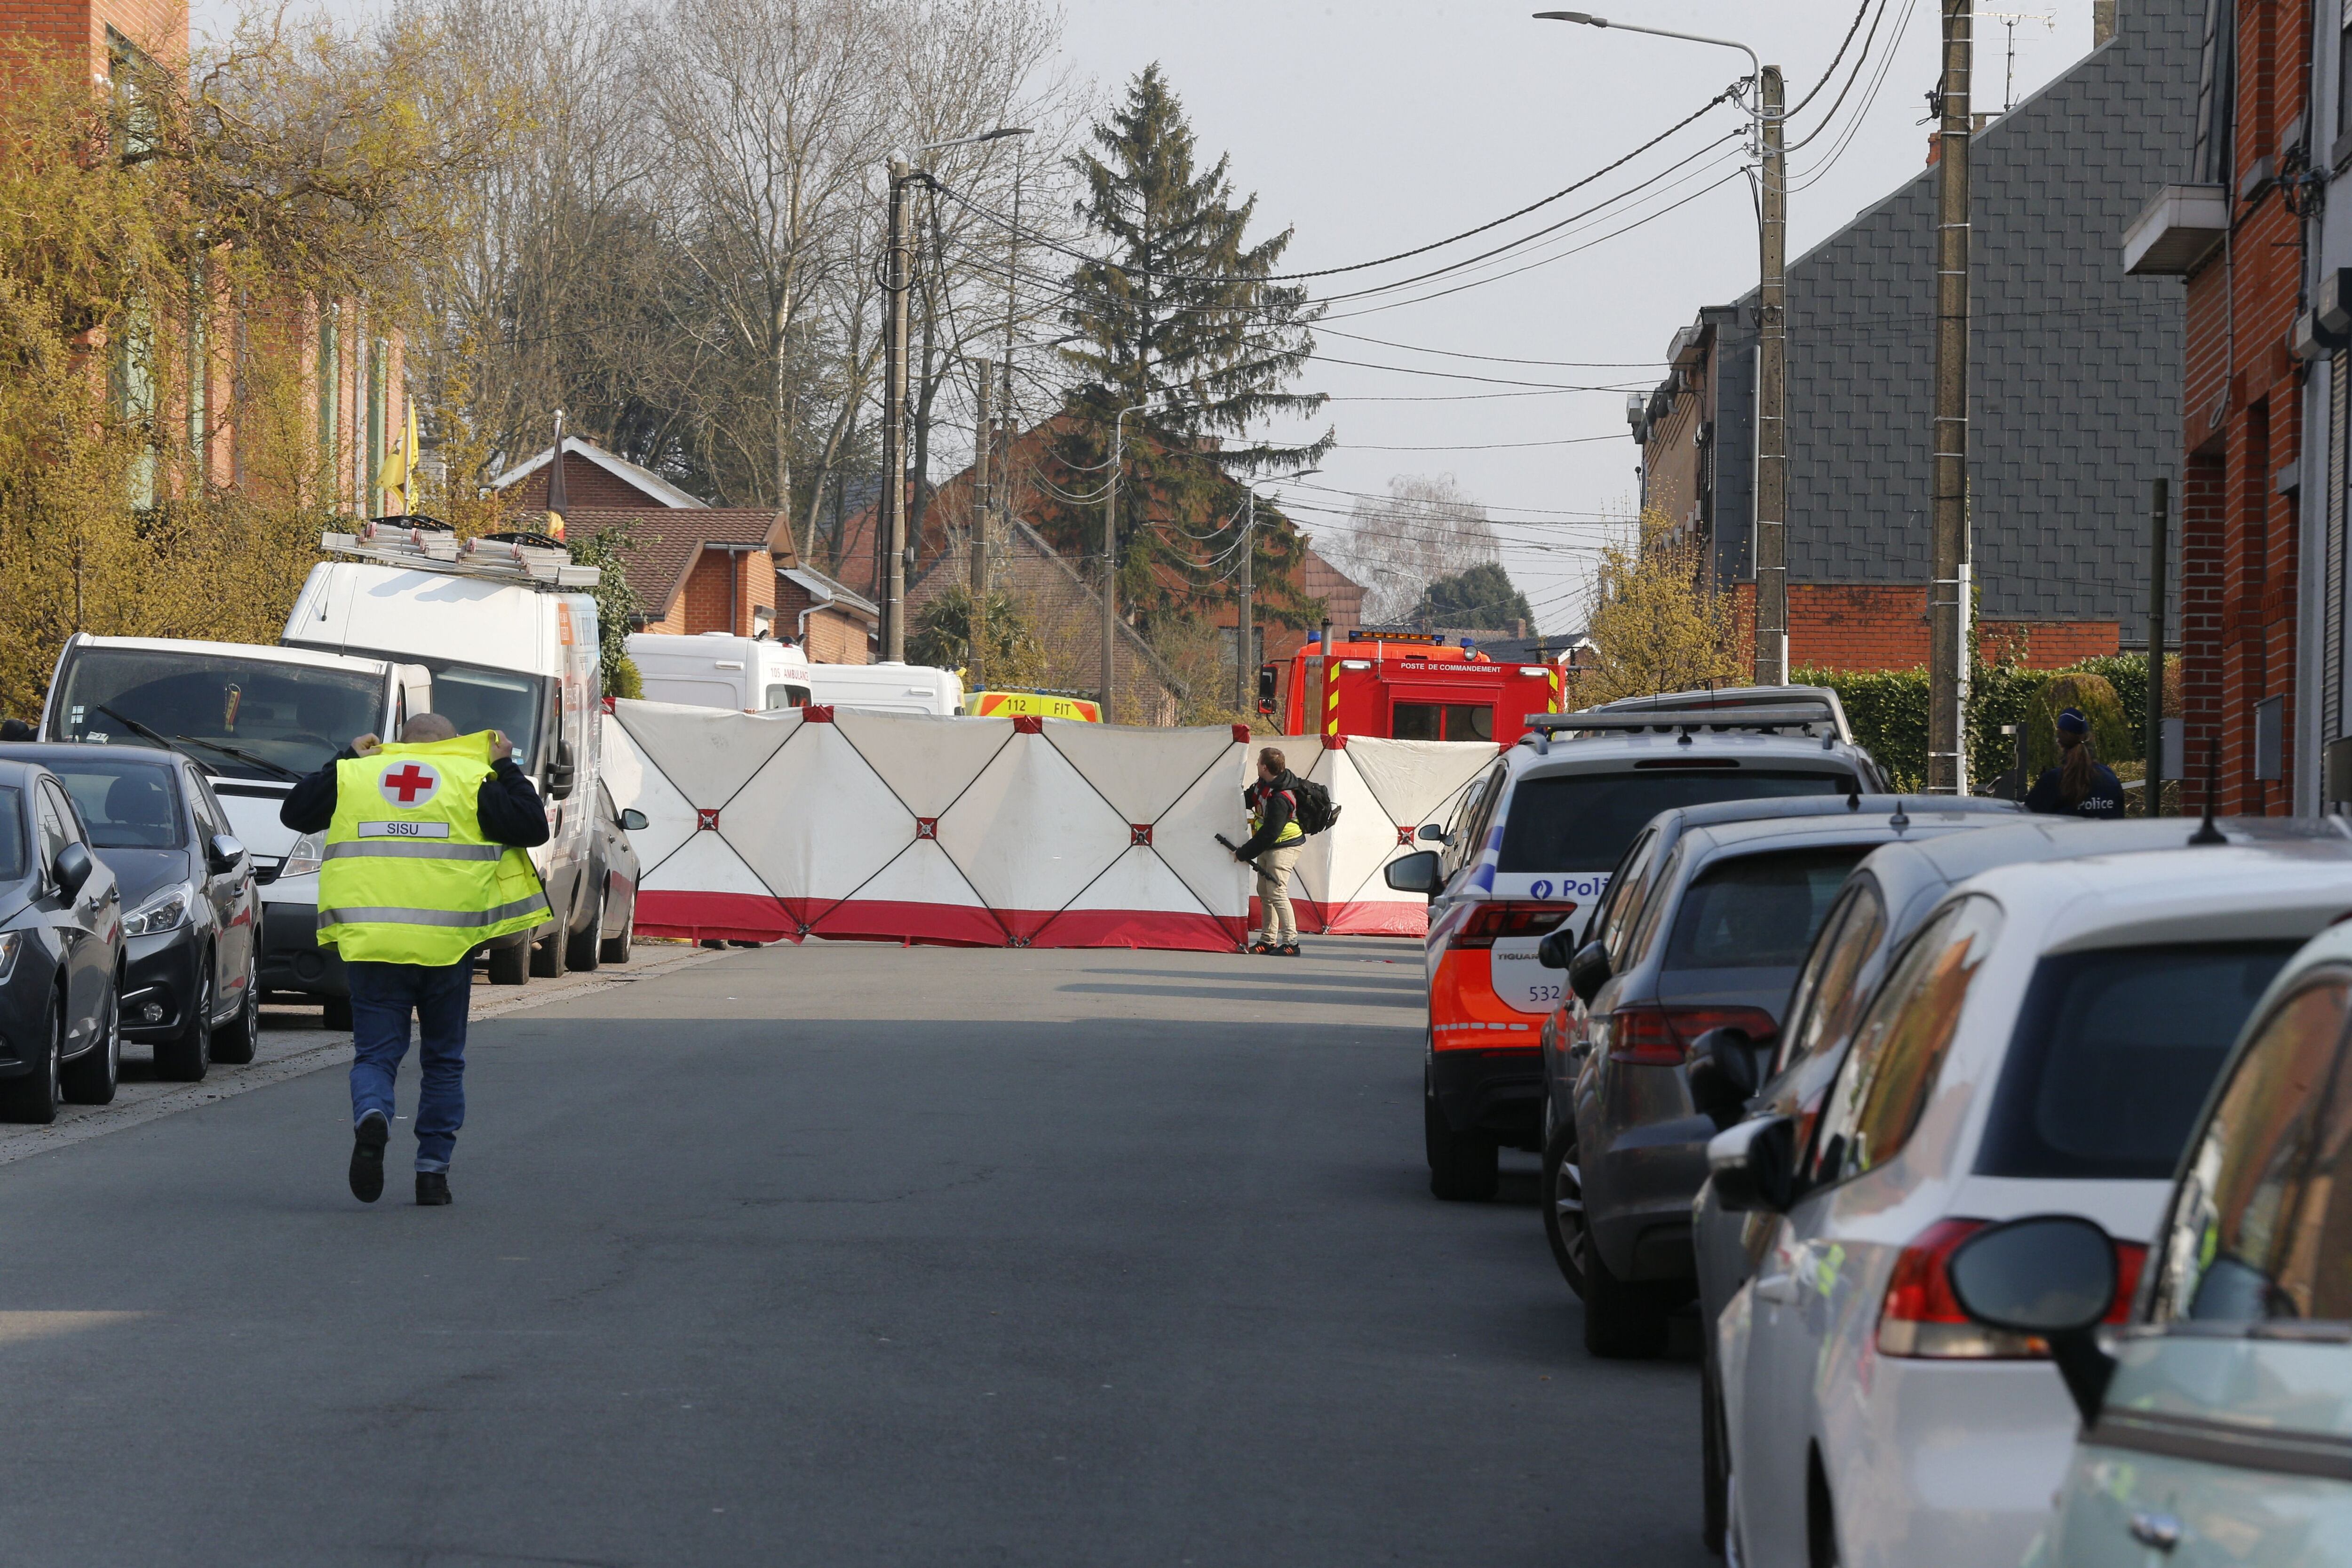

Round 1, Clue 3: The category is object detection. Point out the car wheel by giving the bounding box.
[564,885,604,973]
[1701,1354,1731,1555]
[212,948,260,1065]
[1805,1449,1840,1568]
[154,957,213,1082]
[529,925,564,978]
[61,978,120,1106]
[487,940,529,986]
[1581,1233,1675,1359]
[322,995,354,1030]
[1542,1117,1589,1296]
[598,888,633,966]
[3,996,64,1124]
[1424,1065,1499,1202]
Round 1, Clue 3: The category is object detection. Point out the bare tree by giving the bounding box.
[1317,473,1501,623]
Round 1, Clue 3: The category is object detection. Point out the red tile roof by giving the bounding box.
[560,509,798,621]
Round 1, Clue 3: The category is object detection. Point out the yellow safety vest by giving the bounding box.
[1251,787,1305,847]
[316,733,550,966]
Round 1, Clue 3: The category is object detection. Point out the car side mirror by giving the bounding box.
[1686,1027,1766,1129]
[1947,1215,2121,1426]
[53,842,93,900]
[1537,928,1576,970]
[547,738,576,801]
[1417,822,1446,842]
[1383,849,1443,897]
[206,834,246,876]
[1707,1114,1798,1214]
[1566,939,1612,1004]
[619,808,648,832]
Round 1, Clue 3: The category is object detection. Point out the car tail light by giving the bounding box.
[1876,1218,2146,1358]
[1603,1004,1778,1065]
[1451,901,1575,951]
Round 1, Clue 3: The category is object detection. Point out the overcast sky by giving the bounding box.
[197,1,2098,633]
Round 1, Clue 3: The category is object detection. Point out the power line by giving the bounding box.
[931,86,1742,288]
[1787,0,1886,126]
[1331,434,1630,452]
[1318,327,1666,369]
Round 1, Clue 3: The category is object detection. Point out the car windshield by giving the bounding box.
[328,652,548,770]
[1977,941,2300,1181]
[422,662,546,768]
[47,758,185,850]
[52,647,382,781]
[1664,847,1873,971]
[0,787,23,880]
[1496,770,1855,873]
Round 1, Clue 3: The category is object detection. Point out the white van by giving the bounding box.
[283,559,607,986]
[626,632,813,712]
[806,661,964,716]
[38,635,430,1021]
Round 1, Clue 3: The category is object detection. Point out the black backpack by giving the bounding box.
[1289,778,1340,836]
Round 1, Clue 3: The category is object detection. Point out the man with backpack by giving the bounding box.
[1235,746,1330,956]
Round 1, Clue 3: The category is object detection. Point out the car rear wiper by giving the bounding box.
[171,734,303,783]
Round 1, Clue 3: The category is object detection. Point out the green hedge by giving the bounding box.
[1796,654,2161,794]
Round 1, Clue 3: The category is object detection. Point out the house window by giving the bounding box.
[2195,0,2238,187]
[317,307,339,483]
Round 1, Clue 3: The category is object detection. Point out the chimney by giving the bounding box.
[2092,1,2116,48]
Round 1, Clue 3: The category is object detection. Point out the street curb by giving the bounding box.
[0,947,733,1169]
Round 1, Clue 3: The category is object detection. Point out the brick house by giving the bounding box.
[2128,0,2318,813]
[1632,1,2196,677]
[0,0,412,517]
[491,436,874,661]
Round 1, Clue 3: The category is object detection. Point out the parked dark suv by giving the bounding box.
[1540,796,2021,1357]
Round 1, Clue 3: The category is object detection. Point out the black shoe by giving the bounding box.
[1278,942,1302,957]
[416,1171,452,1206]
[349,1113,389,1203]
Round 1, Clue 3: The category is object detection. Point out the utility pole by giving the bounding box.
[1753,65,1788,686]
[1927,0,1974,795]
[2145,476,2169,813]
[1235,490,1254,716]
[1102,413,1128,718]
[969,358,992,693]
[881,153,914,662]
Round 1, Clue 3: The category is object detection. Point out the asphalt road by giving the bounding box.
[0,936,1708,1568]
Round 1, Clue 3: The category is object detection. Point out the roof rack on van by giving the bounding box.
[1526,705,1839,737]
[320,517,602,590]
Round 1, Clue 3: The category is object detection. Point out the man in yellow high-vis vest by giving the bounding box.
[280,714,550,1205]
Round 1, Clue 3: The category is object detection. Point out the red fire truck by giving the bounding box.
[1261,630,1564,747]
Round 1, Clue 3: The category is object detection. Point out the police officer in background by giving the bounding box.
[280,714,551,1205]
[2026,707,2127,819]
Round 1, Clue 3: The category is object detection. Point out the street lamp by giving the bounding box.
[878,126,1033,661]
[1234,469,1319,714]
[1535,11,1790,690]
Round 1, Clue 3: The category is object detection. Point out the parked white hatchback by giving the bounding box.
[1705,837,2352,1568]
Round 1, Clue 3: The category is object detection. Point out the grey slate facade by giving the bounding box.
[1637,0,2199,642]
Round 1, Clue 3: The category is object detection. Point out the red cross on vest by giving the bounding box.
[380,761,441,807]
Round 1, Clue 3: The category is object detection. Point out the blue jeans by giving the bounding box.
[346,960,472,1173]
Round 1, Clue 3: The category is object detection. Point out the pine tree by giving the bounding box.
[1411,563,1535,632]
[1040,65,1329,627]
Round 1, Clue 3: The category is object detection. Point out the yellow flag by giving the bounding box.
[377,398,420,509]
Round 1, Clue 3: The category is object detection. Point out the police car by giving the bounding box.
[1384,687,1887,1200]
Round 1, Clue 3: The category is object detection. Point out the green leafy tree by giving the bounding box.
[907,587,1043,685]
[565,520,647,697]
[1039,65,1329,627]
[1409,562,1534,631]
